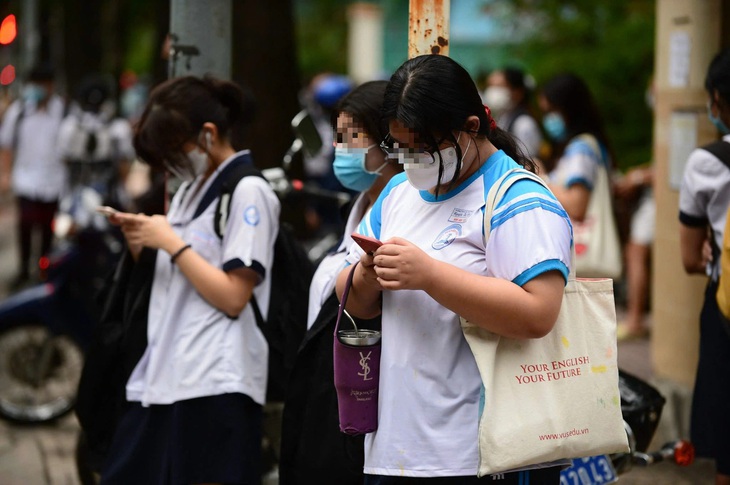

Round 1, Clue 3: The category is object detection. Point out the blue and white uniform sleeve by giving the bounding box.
[678,148,725,227]
[221,176,280,282]
[0,101,22,149]
[549,137,601,190]
[487,178,573,285]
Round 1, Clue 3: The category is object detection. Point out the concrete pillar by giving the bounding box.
[169,0,231,79]
[408,0,450,59]
[651,0,724,439]
[347,2,384,84]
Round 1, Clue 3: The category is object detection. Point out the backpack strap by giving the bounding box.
[191,150,260,236]
[700,140,730,169]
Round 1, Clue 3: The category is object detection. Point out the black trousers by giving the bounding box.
[17,196,58,277]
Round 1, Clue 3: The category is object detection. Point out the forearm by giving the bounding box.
[0,148,12,178]
[167,240,255,317]
[335,264,382,319]
[422,260,564,339]
[679,225,709,275]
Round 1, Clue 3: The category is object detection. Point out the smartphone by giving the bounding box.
[351,233,383,254]
[96,205,119,217]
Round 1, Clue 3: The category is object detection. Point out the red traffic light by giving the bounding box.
[0,14,17,45]
[0,65,14,85]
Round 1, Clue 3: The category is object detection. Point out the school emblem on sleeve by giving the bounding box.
[243,205,260,226]
[432,224,461,250]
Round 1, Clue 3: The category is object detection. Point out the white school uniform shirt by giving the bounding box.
[126,151,280,407]
[306,192,370,329]
[678,134,730,280]
[345,150,573,477]
[0,96,68,201]
[548,133,607,190]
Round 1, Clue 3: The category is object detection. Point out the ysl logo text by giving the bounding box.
[358,351,372,381]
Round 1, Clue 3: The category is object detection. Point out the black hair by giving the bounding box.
[133,75,256,173]
[76,74,111,113]
[333,80,389,144]
[540,73,612,164]
[383,55,534,194]
[706,47,730,105]
[502,66,532,107]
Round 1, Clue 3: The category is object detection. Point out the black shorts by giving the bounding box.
[100,393,262,485]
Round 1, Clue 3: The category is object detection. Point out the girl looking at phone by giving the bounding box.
[100,76,279,485]
[335,55,573,484]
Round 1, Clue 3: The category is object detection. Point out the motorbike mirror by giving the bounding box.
[291,109,323,157]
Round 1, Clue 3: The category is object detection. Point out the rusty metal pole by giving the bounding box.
[408,0,450,59]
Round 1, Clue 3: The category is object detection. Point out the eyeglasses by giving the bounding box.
[379,133,445,160]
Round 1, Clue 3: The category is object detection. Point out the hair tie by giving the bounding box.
[484,104,497,131]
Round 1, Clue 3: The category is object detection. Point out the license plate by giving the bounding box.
[560,455,618,485]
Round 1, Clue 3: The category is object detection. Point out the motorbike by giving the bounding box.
[0,183,123,423]
[559,370,694,484]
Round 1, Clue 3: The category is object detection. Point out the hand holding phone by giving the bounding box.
[351,233,383,254]
[96,206,119,218]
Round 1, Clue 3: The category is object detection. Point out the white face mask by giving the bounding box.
[181,131,211,180]
[186,147,209,177]
[401,134,471,191]
[483,86,512,115]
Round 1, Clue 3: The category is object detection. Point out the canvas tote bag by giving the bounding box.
[460,168,628,477]
[571,134,622,280]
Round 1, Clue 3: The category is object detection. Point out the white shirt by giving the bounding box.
[548,133,607,191]
[57,111,135,163]
[679,134,730,279]
[497,111,543,159]
[126,152,280,406]
[306,192,370,329]
[345,150,573,477]
[0,96,68,200]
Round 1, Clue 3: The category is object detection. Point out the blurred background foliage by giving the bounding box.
[2,0,656,171]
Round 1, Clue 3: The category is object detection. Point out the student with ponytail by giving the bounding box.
[335,54,573,483]
[100,75,279,485]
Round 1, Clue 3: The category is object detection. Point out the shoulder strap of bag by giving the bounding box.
[334,262,360,337]
[700,140,730,169]
[484,168,576,280]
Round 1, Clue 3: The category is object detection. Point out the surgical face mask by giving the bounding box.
[22,83,48,104]
[543,112,567,142]
[402,134,470,191]
[171,132,211,182]
[483,86,512,115]
[186,146,209,177]
[708,102,730,135]
[333,143,384,191]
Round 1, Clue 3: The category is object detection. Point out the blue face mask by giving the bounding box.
[543,112,567,142]
[333,144,384,191]
[22,83,48,104]
[708,102,730,135]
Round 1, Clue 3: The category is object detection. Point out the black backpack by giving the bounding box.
[194,153,314,402]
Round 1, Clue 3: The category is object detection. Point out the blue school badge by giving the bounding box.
[432,224,461,250]
[243,205,260,226]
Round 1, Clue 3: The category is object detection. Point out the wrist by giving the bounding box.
[163,235,186,255]
[170,243,192,264]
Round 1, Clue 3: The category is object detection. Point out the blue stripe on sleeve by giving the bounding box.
[513,259,569,286]
[491,197,569,231]
[370,173,407,240]
[565,176,593,190]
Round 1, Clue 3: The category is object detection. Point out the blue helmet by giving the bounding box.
[312,74,352,109]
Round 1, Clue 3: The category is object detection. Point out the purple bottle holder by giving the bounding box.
[333,262,381,435]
